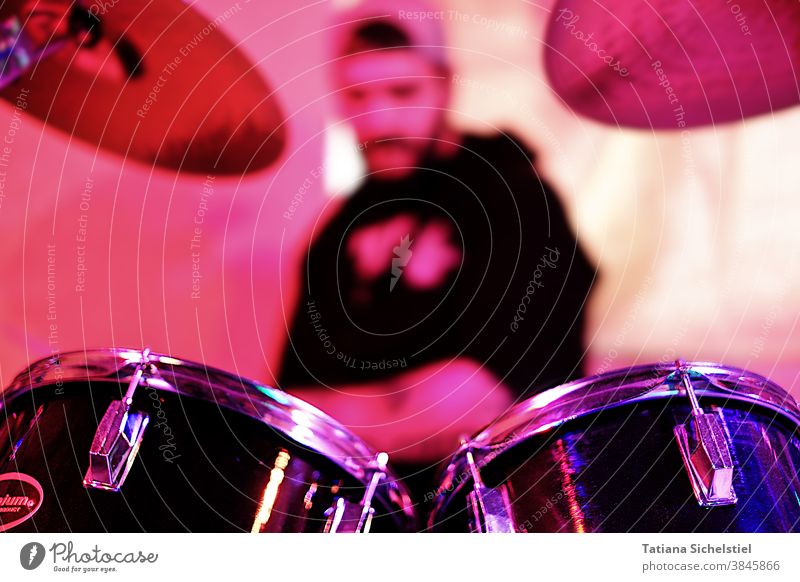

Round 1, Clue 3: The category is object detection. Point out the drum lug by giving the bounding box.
[464,446,517,533]
[323,497,351,533]
[83,349,152,492]
[355,451,389,533]
[323,452,389,533]
[673,367,737,507]
[83,403,149,492]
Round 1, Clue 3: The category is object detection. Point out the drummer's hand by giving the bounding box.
[292,357,515,464]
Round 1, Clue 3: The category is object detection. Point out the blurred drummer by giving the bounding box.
[278,0,595,494]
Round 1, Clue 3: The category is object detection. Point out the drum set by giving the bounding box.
[1,0,800,533]
[0,348,798,532]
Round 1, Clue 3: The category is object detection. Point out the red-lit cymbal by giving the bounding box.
[1,0,285,174]
[544,0,800,128]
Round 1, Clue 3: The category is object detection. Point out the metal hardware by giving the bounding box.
[8,405,45,462]
[673,364,737,507]
[323,452,390,533]
[323,497,348,533]
[83,349,152,491]
[465,444,516,533]
[1,16,35,90]
[355,451,388,533]
[250,449,291,533]
[0,14,72,91]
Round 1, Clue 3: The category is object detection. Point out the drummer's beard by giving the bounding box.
[363,136,440,181]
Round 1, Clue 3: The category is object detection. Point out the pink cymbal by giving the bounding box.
[0,0,285,174]
[544,0,800,128]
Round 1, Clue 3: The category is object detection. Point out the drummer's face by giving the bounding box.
[335,50,450,180]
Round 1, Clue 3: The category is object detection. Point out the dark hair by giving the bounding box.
[342,20,412,55]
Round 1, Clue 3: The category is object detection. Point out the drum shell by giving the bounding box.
[0,363,413,532]
[429,395,800,532]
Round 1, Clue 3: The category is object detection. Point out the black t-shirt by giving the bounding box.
[279,132,596,398]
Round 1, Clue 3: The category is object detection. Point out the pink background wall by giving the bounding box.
[0,0,328,386]
[1,0,798,401]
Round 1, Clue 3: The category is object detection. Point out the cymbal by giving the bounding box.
[544,0,800,128]
[0,0,285,174]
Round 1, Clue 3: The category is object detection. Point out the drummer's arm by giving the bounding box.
[290,357,514,462]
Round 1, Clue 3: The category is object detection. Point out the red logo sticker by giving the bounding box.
[0,472,44,532]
